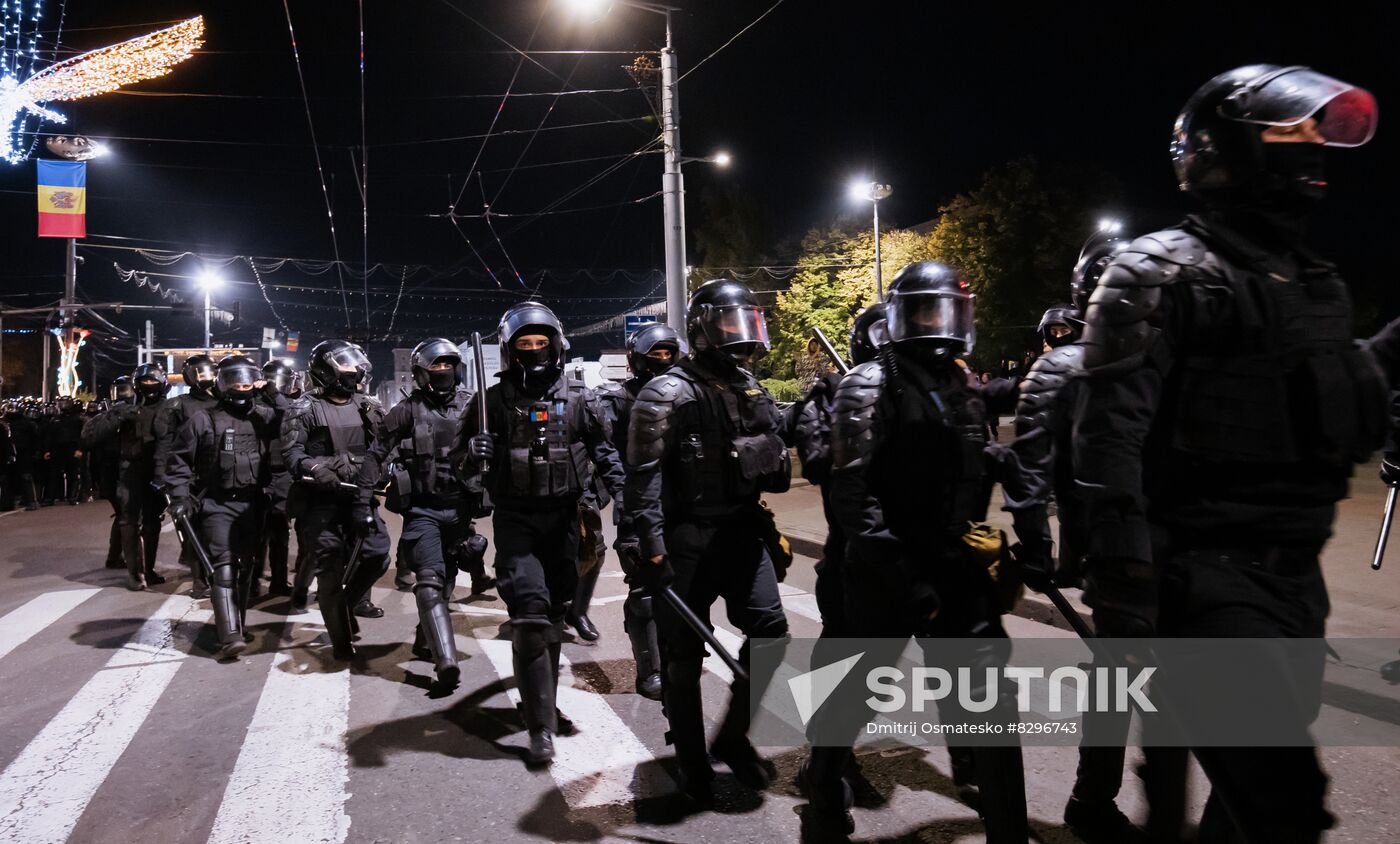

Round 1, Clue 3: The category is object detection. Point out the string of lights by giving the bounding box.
[245,257,289,331]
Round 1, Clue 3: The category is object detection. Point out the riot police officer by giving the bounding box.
[1006,227,1140,843]
[593,322,684,700]
[625,279,792,802]
[465,303,625,765]
[166,356,277,661]
[87,378,134,565]
[257,359,301,598]
[1074,65,1385,843]
[282,340,390,658]
[84,364,170,590]
[154,354,220,597]
[2,400,39,511]
[356,338,486,689]
[46,399,86,504]
[799,263,1028,841]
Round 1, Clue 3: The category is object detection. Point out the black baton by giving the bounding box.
[659,586,749,682]
[173,511,215,581]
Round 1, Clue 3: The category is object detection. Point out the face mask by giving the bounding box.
[136,382,163,401]
[324,370,362,398]
[427,369,458,395]
[902,339,954,369]
[1260,143,1328,202]
[222,389,254,411]
[514,345,554,373]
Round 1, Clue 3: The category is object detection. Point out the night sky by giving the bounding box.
[1,0,1396,393]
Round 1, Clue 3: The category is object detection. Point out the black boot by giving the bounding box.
[798,752,855,836]
[411,624,432,660]
[317,571,357,660]
[566,564,601,641]
[624,592,663,700]
[1065,796,1145,844]
[546,641,577,736]
[969,745,1028,844]
[711,636,782,789]
[512,623,559,766]
[211,564,247,661]
[415,579,460,688]
[353,597,384,618]
[121,521,145,590]
[662,657,713,800]
[290,551,316,614]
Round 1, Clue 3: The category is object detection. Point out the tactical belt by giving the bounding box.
[205,487,262,503]
[1185,545,1319,577]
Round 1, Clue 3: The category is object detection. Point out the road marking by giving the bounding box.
[472,628,674,808]
[0,594,209,844]
[0,589,100,662]
[0,510,20,519]
[206,617,351,844]
[778,583,823,623]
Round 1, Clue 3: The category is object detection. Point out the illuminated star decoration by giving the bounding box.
[0,15,205,163]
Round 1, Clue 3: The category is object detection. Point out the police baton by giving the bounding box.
[1374,484,1398,571]
[341,535,367,590]
[1040,582,1095,640]
[172,511,215,581]
[658,586,749,683]
[470,331,491,477]
[810,326,850,376]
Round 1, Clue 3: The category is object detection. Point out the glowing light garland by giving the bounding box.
[53,324,89,398]
[1,15,204,162]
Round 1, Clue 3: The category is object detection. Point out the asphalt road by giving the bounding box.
[0,462,1397,843]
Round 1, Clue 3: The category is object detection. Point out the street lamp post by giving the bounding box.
[849,180,893,300]
[195,269,224,350]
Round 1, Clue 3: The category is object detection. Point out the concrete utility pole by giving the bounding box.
[658,8,687,334]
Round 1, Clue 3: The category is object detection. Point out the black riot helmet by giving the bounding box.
[626,323,683,380]
[886,262,976,359]
[686,278,770,364]
[1070,227,1131,313]
[110,375,135,403]
[181,354,217,396]
[309,339,372,399]
[411,337,463,399]
[849,302,889,366]
[1171,64,1377,199]
[131,363,169,403]
[499,302,565,383]
[1038,305,1083,349]
[261,359,302,397]
[215,355,260,411]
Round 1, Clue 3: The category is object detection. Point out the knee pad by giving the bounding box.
[624,590,653,626]
[413,569,446,594]
[511,620,552,658]
[213,564,237,589]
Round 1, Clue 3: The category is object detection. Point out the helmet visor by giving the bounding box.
[186,361,217,385]
[325,345,372,376]
[216,366,258,394]
[707,305,770,350]
[889,290,976,351]
[1219,67,1378,147]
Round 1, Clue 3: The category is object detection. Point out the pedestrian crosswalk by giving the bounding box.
[0,573,828,843]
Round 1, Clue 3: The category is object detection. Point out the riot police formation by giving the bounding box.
[1074,65,1387,843]
[166,356,278,661]
[153,354,221,598]
[82,364,171,591]
[464,302,626,765]
[84,378,134,567]
[256,358,302,599]
[1005,226,1141,844]
[625,279,793,803]
[44,398,86,504]
[592,322,685,700]
[2,399,40,510]
[799,263,1030,841]
[281,340,390,659]
[355,337,486,690]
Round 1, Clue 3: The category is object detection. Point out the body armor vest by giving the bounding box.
[399,392,468,501]
[1170,216,1387,469]
[879,354,992,535]
[497,378,590,501]
[120,403,160,460]
[197,407,266,493]
[305,395,377,480]
[666,360,789,515]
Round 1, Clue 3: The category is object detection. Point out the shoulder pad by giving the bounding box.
[1015,346,1084,434]
[1080,230,1197,369]
[831,361,884,470]
[593,380,626,399]
[627,374,693,465]
[1121,229,1209,269]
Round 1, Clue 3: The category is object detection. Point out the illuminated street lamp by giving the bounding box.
[849,179,893,300]
[195,269,225,350]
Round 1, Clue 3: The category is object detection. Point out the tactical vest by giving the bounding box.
[496,377,592,501]
[1169,216,1388,469]
[399,392,468,501]
[197,407,266,494]
[304,395,378,478]
[666,359,790,514]
[879,353,992,533]
[120,403,160,460]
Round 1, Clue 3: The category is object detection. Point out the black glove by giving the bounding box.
[1382,454,1400,486]
[904,580,941,629]
[1013,539,1056,594]
[634,554,675,593]
[614,536,643,575]
[166,496,194,521]
[307,462,340,489]
[468,433,495,463]
[349,502,375,537]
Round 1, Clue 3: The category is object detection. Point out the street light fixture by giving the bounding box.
[848,179,893,300]
[194,269,225,350]
[568,0,688,333]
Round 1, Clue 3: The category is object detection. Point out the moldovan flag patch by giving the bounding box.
[37,160,87,238]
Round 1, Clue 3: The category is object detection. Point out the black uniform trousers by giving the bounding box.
[656,511,789,773]
[199,495,263,635]
[401,504,470,589]
[48,450,82,503]
[295,496,391,604]
[492,504,580,625]
[1145,545,1332,844]
[259,472,293,588]
[115,459,164,579]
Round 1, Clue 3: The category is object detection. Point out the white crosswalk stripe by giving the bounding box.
[207,612,352,844]
[0,589,99,662]
[0,593,209,844]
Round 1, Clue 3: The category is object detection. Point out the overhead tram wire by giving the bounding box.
[677,0,789,83]
[358,0,371,330]
[282,0,353,330]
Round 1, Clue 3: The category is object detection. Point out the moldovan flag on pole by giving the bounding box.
[37,160,87,238]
